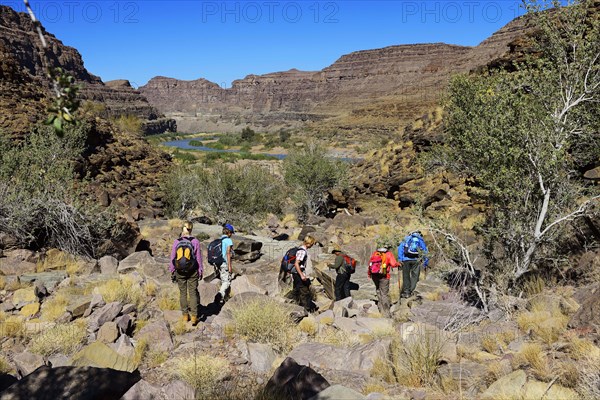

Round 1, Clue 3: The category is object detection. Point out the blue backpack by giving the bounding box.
[403,235,420,258]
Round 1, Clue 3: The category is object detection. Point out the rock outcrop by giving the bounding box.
[0,5,176,136]
[140,17,527,133]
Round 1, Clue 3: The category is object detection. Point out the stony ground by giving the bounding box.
[0,216,598,399]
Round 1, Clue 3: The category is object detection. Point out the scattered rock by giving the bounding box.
[246,342,277,373]
[161,380,196,400]
[20,271,67,293]
[120,379,161,400]
[97,321,119,343]
[11,288,36,308]
[480,370,527,400]
[88,302,123,332]
[264,357,330,400]
[0,249,37,275]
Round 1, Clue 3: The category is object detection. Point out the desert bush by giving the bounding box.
[0,124,125,257]
[111,114,142,135]
[577,357,600,399]
[172,353,229,397]
[172,149,197,164]
[283,141,348,219]
[240,126,255,142]
[229,298,296,353]
[163,163,285,229]
[29,322,86,356]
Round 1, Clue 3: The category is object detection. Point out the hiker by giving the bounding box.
[368,246,399,318]
[398,230,429,299]
[292,235,317,312]
[216,223,235,304]
[329,247,353,301]
[169,221,203,325]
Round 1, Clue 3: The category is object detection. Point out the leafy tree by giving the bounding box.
[441,0,599,292]
[241,126,255,142]
[283,141,348,218]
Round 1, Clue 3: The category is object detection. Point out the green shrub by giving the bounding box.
[172,149,197,164]
[188,140,204,147]
[162,163,285,228]
[240,126,255,142]
[0,123,124,257]
[111,114,142,135]
[283,141,348,219]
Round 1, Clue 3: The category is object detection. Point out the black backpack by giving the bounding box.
[280,247,299,273]
[207,238,224,266]
[173,237,197,272]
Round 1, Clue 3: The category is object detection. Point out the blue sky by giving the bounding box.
[3,1,527,87]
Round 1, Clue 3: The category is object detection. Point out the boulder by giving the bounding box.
[288,340,392,373]
[0,366,140,400]
[19,271,67,292]
[97,321,119,343]
[88,302,123,332]
[120,379,161,400]
[264,357,330,400]
[0,249,37,275]
[134,320,173,352]
[569,282,600,331]
[308,384,367,400]
[117,251,154,274]
[230,275,268,297]
[247,342,277,373]
[99,255,119,275]
[161,380,196,400]
[333,317,371,335]
[11,288,37,308]
[110,334,135,359]
[67,300,91,319]
[235,240,263,254]
[72,341,137,372]
[522,379,580,400]
[480,370,527,400]
[12,351,45,378]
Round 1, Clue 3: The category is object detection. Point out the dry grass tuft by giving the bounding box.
[298,317,317,336]
[0,275,6,290]
[390,335,445,387]
[145,281,158,297]
[133,338,148,367]
[230,298,297,353]
[570,337,600,361]
[1,316,25,338]
[370,357,395,384]
[40,292,69,321]
[517,301,568,345]
[0,355,13,374]
[157,286,180,310]
[172,353,229,396]
[361,326,397,344]
[557,361,580,389]
[97,276,145,308]
[513,342,552,381]
[29,321,86,356]
[314,326,360,347]
[171,320,191,336]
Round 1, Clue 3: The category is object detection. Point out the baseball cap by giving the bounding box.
[224,223,235,233]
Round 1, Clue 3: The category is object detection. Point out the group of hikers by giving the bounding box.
[168,220,429,324]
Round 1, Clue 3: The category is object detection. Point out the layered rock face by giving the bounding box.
[140,17,526,133]
[0,6,176,135]
[0,5,172,220]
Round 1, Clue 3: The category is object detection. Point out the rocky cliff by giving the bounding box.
[0,5,176,135]
[0,5,172,220]
[140,17,526,134]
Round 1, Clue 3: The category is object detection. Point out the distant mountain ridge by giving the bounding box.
[140,16,528,134]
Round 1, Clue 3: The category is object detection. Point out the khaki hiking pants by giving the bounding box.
[372,274,391,318]
[176,269,200,317]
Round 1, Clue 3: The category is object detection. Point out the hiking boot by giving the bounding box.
[190,316,199,326]
[182,313,190,322]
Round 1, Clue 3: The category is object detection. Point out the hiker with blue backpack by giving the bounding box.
[169,221,203,325]
[398,231,429,299]
[207,223,235,305]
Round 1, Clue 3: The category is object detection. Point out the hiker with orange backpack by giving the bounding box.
[169,221,203,325]
[368,245,400,318]
[329,246,356,301]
